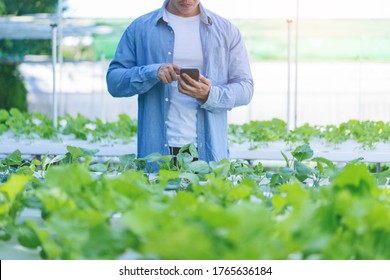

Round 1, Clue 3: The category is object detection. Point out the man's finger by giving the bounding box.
[169,67,178,81]
[172,64,181,74]
[178,77,189,90]
[182,73,199,87]
[160,75,168,83]
[199,75,210,86]
[160,71,170,83]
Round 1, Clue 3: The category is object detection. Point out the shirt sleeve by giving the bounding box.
[200,25,254,113]
[106,25,161,98]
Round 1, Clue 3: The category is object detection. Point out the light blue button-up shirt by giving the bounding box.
[107,0,253,167]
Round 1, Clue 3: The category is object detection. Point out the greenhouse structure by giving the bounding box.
[1,0,390,268]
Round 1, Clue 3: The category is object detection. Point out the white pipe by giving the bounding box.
[51,23,58,129]
[57,0,64,116]
[100,53,107,122]
[287,19,293,132]
[294,0,299,129]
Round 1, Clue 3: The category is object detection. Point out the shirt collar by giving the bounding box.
[154,0,212,25]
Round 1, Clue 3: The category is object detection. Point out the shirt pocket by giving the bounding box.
[207,46,229,85]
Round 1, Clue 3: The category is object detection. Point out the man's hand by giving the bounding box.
[178,74,211,103]
[158,64,180,83]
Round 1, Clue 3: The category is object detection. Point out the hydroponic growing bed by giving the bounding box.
[1,109,390,260]
[1,109,389,163]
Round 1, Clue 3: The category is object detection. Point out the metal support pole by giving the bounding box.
[376,162,381,173]
[100,53,107,122]
[57,0,63,64]
[287,19,293,133]
[57,0,64,116]
[358,35,364,121]
[294,0,299,129]
[51,23,58,129]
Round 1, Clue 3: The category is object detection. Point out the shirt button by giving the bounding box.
[168,51,172,55]
[164,144,168,147]
[165,98,169,102]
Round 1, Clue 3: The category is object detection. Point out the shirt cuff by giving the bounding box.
[147,64,162,81]
[200,86,216,111]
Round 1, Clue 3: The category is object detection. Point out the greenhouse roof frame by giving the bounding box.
[0,14,112,40]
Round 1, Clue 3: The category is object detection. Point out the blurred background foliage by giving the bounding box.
[0,0,60,111]
[0,0,57,15]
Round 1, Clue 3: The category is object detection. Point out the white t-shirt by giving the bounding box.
[165,10,204,148]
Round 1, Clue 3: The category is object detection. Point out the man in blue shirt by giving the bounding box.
[106,0,253,167]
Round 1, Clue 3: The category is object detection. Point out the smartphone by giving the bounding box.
[180,68,200,83]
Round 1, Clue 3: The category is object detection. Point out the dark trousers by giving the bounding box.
[169,147,182,156]
[169,146,198,164]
